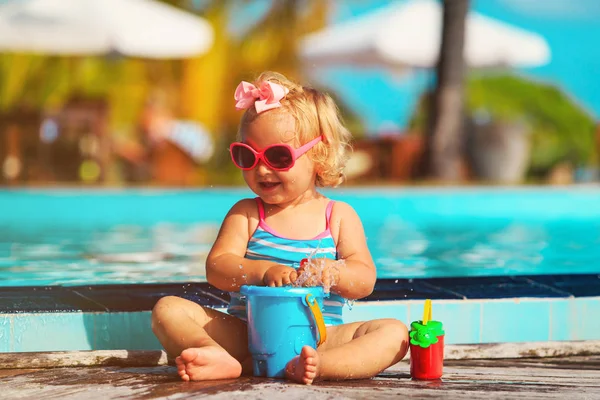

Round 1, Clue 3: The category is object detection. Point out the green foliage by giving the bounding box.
[409,73,597,174]
[467,73,596,172]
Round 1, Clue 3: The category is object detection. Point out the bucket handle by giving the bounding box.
[305,294,327,346]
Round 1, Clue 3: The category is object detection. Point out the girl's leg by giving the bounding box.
[285,318,408,383]
[152,295,251,381]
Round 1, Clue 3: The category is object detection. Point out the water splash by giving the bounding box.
[346,299,355,310]
[293,256,345,294]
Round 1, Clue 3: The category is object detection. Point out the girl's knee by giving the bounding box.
[382,319,409,343]
[151,296,208,332]
[376,319,409,358]
[356,318,408,339]
[386,319,409,344]
[152,296,178,333]
[384,318,408,337]
[152,296,180,318]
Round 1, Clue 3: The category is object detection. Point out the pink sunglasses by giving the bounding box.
[229,136,322,171]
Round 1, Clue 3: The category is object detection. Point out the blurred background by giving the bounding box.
[0,0,598,188]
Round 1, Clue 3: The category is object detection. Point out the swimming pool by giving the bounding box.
[1,187,599,286]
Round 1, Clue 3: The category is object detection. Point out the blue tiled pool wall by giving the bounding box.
[351,297,600,345]
[0,311,160,352]
[1,274,599,352]
[2,297,600,352]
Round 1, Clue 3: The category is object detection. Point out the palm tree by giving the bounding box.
[425,0,470,181]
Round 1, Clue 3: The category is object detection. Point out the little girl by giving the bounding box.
[152,72,408,384]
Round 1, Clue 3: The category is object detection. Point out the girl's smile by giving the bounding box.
[258,181,282,191]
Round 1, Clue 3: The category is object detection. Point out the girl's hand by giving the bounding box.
[263,265,298,287]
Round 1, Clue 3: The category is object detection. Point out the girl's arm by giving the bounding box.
[329,202,377,300]
[206,199,278,291]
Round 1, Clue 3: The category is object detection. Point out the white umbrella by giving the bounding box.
[300,0,550,68]
[0,0,214,58]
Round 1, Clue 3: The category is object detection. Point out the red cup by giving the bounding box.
[409,319,444,380]
[410,334,444,380]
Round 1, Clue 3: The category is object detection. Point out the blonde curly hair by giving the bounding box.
[237,71,353,187]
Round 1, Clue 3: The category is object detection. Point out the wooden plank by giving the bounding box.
[1,357,599,400]
[0,350,168,369]
[444,340,600,359]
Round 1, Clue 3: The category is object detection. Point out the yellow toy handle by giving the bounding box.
[423,299,432,325]
[305,294,327,346]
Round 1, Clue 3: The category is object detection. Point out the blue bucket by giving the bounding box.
[239,285,327,378]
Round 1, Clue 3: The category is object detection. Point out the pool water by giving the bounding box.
[369,218,600,279]
[1,188,599,286]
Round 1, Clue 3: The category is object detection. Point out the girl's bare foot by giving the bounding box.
[285,345,319,385]
[175,346,242,381]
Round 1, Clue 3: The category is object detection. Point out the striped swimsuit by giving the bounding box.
[227,198,346,326]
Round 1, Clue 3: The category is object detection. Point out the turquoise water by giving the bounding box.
[0,188,599,286]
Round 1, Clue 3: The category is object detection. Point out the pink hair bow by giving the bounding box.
[234,81,289,114]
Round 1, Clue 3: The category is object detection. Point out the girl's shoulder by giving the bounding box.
[328,200,358,217]
[228,197,260,219]
[227,198,261,238]
[327,200,363,240]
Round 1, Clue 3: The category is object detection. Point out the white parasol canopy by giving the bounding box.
[0,0,214,58]
[300,0,551,68]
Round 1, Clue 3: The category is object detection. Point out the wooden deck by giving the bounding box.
[2,355,599,399]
